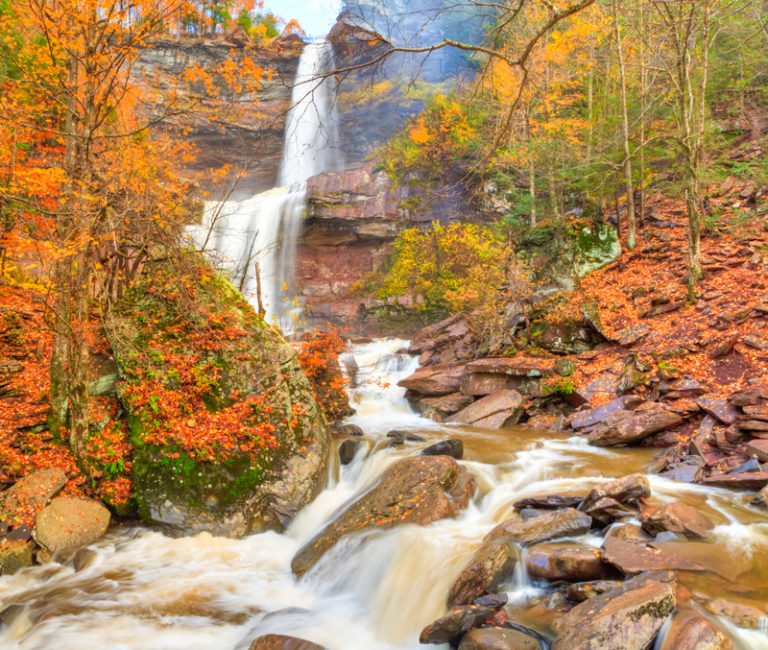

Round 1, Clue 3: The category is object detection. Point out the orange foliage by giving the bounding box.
[297,328,351,423]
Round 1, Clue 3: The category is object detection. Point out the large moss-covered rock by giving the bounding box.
[105,255,329,537]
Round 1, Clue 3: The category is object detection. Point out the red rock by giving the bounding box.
[695,396,740,425]
[745,439,768,461]
[461,373,513,397]
[398,364,466,396]
[420,393,473,421]
[658,609,733,650]
[700,472,768,490]
[453,390,524,429]
[526,545,607,582]
[570,396,644,430]
[464,358,552,377]
[588,406,684,447]
[741,405,768,422]
[639,502,714,539]
[601,538,706,575]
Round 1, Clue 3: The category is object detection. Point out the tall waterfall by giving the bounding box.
[192,41,341,332]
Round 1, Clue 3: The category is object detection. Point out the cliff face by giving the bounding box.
[135,41,302,199]
[298,164,405,329]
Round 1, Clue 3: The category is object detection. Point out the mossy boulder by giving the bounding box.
[105,254,329,537]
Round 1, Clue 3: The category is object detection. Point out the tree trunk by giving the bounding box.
[613,0,636,250]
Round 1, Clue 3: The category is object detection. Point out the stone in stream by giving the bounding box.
[453,390,524,429]
[33,497,110,555]
[397,364,466,396]
[419,605,494,644]
[604,524,652,543]
[421,439,464,460]
[588,405,684,446]
[249,635,324,650]
[458,627,542,650]
[639,502,715,539]
[552,571,677,650]
[525,545,607,582]
[335,423,363,437]
[386,430,425,445]
[751,485,768,507]
[601,538,706,575]
[704,599,768,630]
[658,609,733,650]
[581,474,650,523]
[447,538,519,607]
[291,456,476,577]
[565,580,623,603]
[0,539,34,575]
[513,495,584,511]
[338,439,361,465]
[485,508,593,545]
[0,468,68,534]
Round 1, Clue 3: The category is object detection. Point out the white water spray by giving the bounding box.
[191,41,341,332]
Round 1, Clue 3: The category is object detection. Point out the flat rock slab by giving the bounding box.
[458,627,542,650]
[700,472,768,490]
[397,364,466,396]
[601,538,706,575]
[570,396,644,431]
[453,390,524,429]
[513,495,584,511]
[421,393,474,419]
[292,456,476,577]
[486,508,592,546]
[696,397,740,425]
[34,497,110,554]
[553,571,677,650]
[588,407,684,447]
[464,358,552,377]
[0,468,67,532]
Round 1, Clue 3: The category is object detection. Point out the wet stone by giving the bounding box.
[658,609,733,650]
[458,627,542,650]
[486,508,593,546]
[601,538,705,575]
[419,605,493,644]
[525,545,607,582]
[249,635,325,650]
[421,439,464,460]
[639,502,715,539]
[513,495,583,511]
[565,580,623,603]
[338,439,361,465]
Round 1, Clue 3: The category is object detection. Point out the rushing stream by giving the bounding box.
[2,340,768,649]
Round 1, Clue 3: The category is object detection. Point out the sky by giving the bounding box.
[264,0,343,37]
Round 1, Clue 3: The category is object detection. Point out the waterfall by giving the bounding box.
[191,41,341,332]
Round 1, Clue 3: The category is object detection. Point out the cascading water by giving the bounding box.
[191,41,341,332]
[3,341,768,649]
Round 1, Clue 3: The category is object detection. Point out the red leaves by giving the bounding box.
[297,327,351,422]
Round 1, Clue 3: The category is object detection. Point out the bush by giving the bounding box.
[297,328,352,423]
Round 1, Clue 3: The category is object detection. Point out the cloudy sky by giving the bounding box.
[264,0,342,36]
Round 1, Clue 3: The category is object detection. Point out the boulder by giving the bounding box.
[249,635,324,650]
[658,609,733,650]
[553,571,677,650]
[398,364,466,396]
[421,393,474,420]
[34,497,110,554]
[338,439,361,465]
[461,373,514,397]
[453,390,524,429]
[447,538,519,606]
[604,524,652,542]
[639,502,714,539]
[588,406,684,446]
[292,456,476,576]
[526,545,607,582]
[421,439,464,460]
[486,509,593,546]
[581,475,650,523]
[106,258,330,536]
[0,468,67,532]
[386,430,425,445]
[336,424,363,437]
[601,538,705,575]
[566,580,623,603]
[0,539,33,575]
[419,605,493,644]
[458,627,542,650]
[700,472,768,490]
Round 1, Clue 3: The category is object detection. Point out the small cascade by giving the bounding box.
[192,41,341,332]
